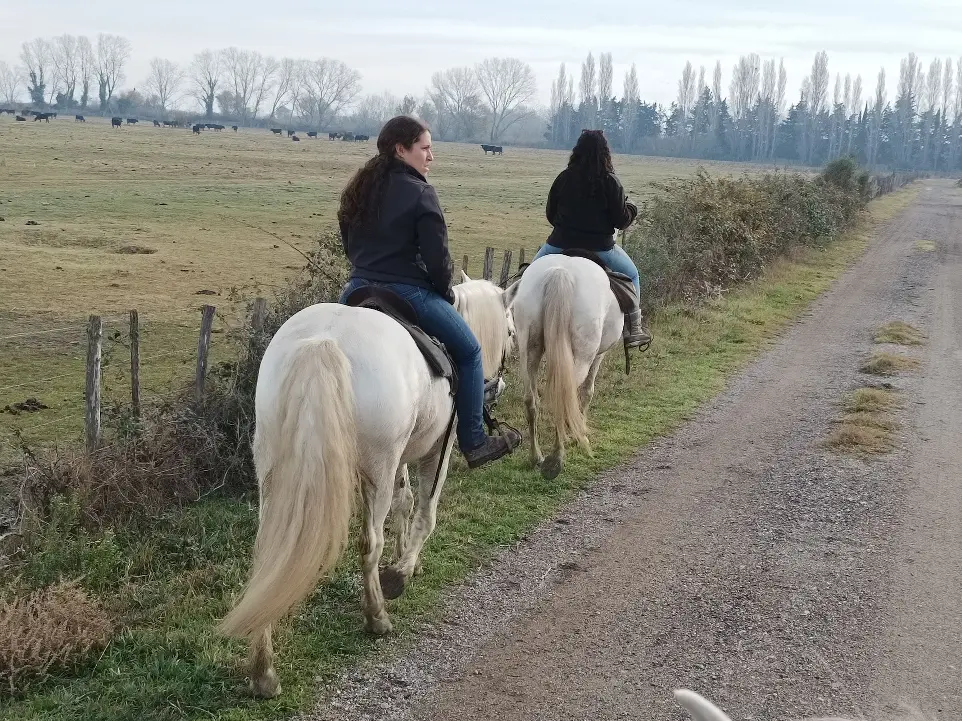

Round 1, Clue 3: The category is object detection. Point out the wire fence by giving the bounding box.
[1,245,528,450]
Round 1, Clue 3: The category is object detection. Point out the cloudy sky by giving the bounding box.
[2,0,961,110]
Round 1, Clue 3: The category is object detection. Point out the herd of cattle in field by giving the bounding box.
[1,108,507,156]
[0,108,372,143]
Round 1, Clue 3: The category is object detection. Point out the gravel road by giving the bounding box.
[303,181,961,721]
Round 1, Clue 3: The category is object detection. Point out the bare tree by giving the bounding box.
[754,58,776,159]
[711,60,723,130]
[21,38,52,106]
[222,47,261,121]
[697,65,706,96]
[550,62,574,146]
[97,33,131,112]
[622,63,640,152]
[867,67,886,166]
[76,36,94,109]
[925,58,942,112]
[476,57,536,142]
[267,57,299,121]
[846,74,863,155]
[729,53,760,157]
[598,51,613,131]
[431,67,482,140]
[52,34,80,106]
[145,58,185,114]
[579,52,596,128]
[808,51,829,117]
[251,56,279,121]
[956,57,962,123]
[0,61,23,105]
[941,58,954,117]
[190,50,221,118]
[598,53,613,104]
[299,57,362,129]
[676,60,696,132]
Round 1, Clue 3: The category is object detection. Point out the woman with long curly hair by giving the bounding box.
[337,115,520,469]
[534,129,651,347]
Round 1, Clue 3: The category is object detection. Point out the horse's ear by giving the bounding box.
[503,280,520,307]
[460,270,471,283]
[673,690,733,721]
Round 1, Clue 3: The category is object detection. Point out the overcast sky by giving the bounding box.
[2,0,961,110]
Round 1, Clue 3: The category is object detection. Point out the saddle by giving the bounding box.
[343,286,458,395]
[506,248,639,313]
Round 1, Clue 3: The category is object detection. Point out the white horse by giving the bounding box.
[675,688,930,721]
[217,277,513,698]
[507,253,625,480]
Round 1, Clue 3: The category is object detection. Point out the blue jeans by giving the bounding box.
[339,278,488,452]
[533,243,641,294]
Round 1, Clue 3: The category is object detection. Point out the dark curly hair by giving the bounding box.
[568,129,614,196]
[337,115,429,228]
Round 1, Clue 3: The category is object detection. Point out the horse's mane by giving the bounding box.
[452,278,511,378]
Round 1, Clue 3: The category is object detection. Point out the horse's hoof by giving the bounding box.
[379,566,407,600]
[365,614,393,636]
[530,455,544,469]
[541,455,563,480]
[251,670,281,698]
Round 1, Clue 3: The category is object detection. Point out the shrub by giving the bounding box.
[0,580,112,692]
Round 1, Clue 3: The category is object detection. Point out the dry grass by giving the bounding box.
[860,351,921,376]
[846,387,898,414]
[0,580,112,692]
[825,415,897,455]
[914,239,936,251]
[875,321,925,346]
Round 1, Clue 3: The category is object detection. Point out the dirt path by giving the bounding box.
[304,181,962,721]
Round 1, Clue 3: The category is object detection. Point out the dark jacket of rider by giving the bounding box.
[545,168,638,252]
[340,159,455,302]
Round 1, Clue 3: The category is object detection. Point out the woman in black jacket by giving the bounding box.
[534,129,651,347]
[337,115,520,469]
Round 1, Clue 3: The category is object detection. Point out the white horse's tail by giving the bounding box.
[218,338,358,639]
[541,266,588,446]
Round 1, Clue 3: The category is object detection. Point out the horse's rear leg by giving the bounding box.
[575,355,604,456]
[249,625,280,697]
[389,464,414,562]
[360,464,397,635]
[385,439,454,596]
[522,335,545,468]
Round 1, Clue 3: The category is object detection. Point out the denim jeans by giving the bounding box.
[533,242,641,294]
[339,278,488,452]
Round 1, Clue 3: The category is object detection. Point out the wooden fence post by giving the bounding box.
[462,254,470,276]
[251,297,268,333]
[85,315,102,451]
[498,249,513,286]
[482,247,494,280]
[129,310,140,423]
[518,248,526,266]
[194,305,216,406]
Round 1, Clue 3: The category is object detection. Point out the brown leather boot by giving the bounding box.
[462,428,522,469]
[624,309,652,348]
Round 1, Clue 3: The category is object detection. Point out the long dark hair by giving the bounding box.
[567,129,614,195]
[337,115,429,229]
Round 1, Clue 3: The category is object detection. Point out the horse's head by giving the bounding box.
[453,272,514,378]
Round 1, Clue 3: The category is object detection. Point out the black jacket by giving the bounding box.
[545,168,638,251]
[340,160,455,301]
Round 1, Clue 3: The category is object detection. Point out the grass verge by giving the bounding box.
[0,187,918,720]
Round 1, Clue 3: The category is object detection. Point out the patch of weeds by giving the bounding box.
[875,321,925,346]
[914,240,936,252]
[860,351,921,376]
[825,419,896,455]
[0,580,112,693]
[845,387,898,414]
